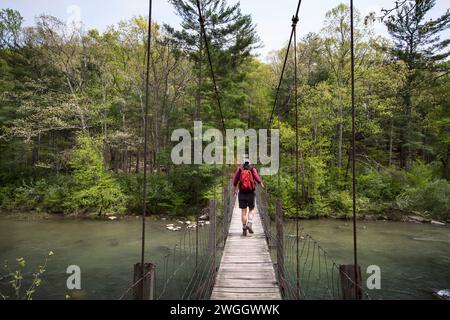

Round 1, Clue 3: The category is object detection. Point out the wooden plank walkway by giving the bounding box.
[211,198,281,300]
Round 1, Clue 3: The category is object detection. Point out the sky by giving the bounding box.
[2,0,449,60]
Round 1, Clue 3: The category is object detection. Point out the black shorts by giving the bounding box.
[238,191,256,209]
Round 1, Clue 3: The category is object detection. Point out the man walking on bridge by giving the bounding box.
[233,159,265,237]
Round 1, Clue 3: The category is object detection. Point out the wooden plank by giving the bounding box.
[211,292,282,300]
[211,197,282,300]
[215,282,279,288]
[216,274,276,280]
[217,267,276,271]
[221,258,272,263]
[213,287,281,293]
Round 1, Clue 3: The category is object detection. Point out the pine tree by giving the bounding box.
[385,0,450,169]
[164,0,259,121]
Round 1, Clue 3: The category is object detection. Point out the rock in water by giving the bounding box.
[166,224,182,231]
[108,216,118,221]
[431,220,446,226]
[434,289,450,300]
[407,215,429,223]
[66,290,88,300]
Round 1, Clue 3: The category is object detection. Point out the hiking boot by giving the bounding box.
[246,222,254,234]
[243,227,247,237]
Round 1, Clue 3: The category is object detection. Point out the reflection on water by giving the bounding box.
[0,218,449,300]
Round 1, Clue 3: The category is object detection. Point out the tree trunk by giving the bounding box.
[442,149,450,181]
[31,133,41,168]
[136,151,140,174]
[161,44,170,150]
[389,118,394,167]
[337,19,346,172]
[195,32,203,122]
[153,65,160,170]
[400,92,412,170]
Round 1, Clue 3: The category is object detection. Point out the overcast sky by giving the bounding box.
[2,0,449,60]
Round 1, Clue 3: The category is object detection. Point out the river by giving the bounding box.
[0,217,449,300]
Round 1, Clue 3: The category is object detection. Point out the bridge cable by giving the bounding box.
[268,0,303,128]
[195,2,229,275]
[195,0,226,133]
[292,14,301,300]
[139,0,153,300]
[350,0,359,298]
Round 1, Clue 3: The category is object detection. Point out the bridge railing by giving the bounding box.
[257,189,370,300]
[119,179,235,300]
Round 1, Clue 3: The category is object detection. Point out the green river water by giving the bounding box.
[0,217,449,300]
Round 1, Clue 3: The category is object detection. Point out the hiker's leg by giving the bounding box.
[241,208,248,236]
[248,207,255,222]
[239,193,249,236]
[241,208,248,225]
[246,192,256,234]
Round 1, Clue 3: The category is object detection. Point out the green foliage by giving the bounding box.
[0,176,71,213]
[357,161,449,219]
[147,175,183,215]
[326,190,353,216]
[66,135,126,215]
[0,251,53,300]
[0,8,23,49]
[0,2,449,222]
[405,180,450,220]
[117,171,184,215]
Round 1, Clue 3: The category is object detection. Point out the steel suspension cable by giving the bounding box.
[268,0,303,128]
[195,0,226,134]
[292,15,301,300]
[195,3,229,270]
[350,0,359,299]
[140,0,153,300]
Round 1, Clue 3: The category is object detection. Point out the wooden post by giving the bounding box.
[222,186,228,246]
[339,264,363,300]
[229,182,234,224]
[275,199,285,297]
[133,263,156,300]
[209,199,217,270]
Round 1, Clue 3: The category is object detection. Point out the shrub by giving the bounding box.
[405,160,435,188]
[404,179,450,220]
[0,176,72,213]
[304,157,326,199]
[117,174,142,213]
[326,190,353,216]
[66,135,127,215]
[41,176,72,213]
[0,185,19,210]
[147,175,183,215]
[11,181,41,210]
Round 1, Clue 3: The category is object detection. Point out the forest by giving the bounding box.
[0,0,449,221]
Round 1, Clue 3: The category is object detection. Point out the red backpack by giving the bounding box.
[239,168,255,192]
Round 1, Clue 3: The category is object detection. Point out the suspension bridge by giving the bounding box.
[211,198,281,300]
[119,0,366,301]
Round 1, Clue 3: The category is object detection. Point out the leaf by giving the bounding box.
[16,258,25,267]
